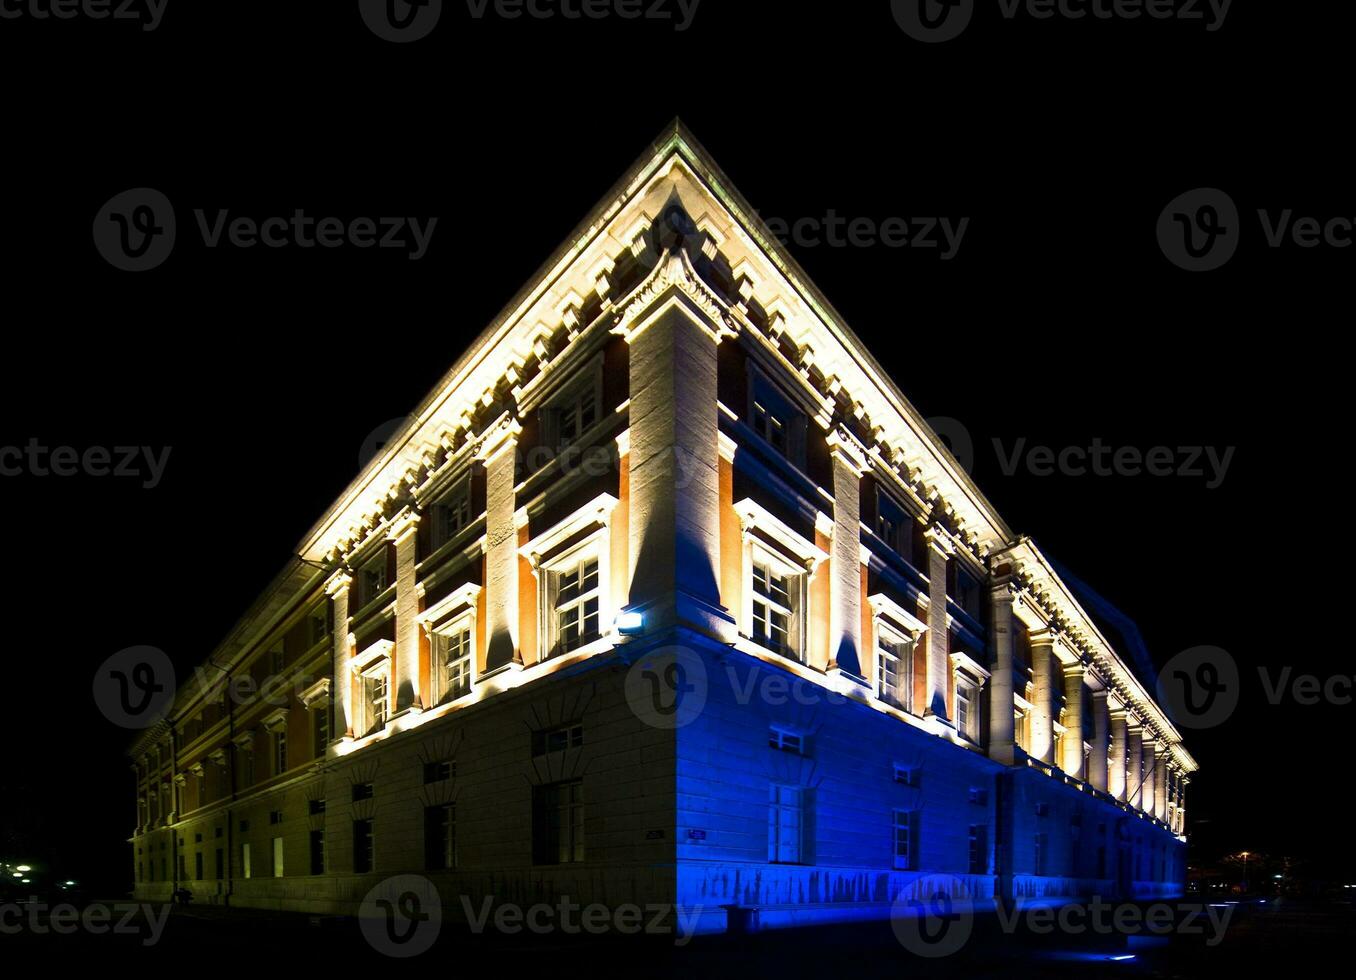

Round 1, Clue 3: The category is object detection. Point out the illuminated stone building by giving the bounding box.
[128,122,1195,928]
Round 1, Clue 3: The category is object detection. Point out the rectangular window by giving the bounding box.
[310,830,326,875]
[769,785,803,864]
[309,606,329,647]
[894,763,920,787]
[955,679,977,741]
[269,647,284,676]
[241,842,252,880]
[875,490,912,562]
[435,480,473,546]
[768,728,805,755]
[272,837,284,878]
[876,626,914,710]
[552,380,599,451]
[274,731,287,775]
[364,672,389,732]
[893,809,916,870]
[953,567,982,620]
[749,373,803,466]
[269,809,283,825]
[555,557,600,654]
[534,780,584,865]
[309,798,326,815]
[432,621,473,702]
[215,849,223,880]
[752,560,795,657]
[425,804,456,870]
[969,825,987,875]
[423,760,453,784]
[533,724,583,756]
[194,851,204,881]
[360,554,389,607]
[353,819,375,874]
[313,706,330,759]
[352,782,374,802]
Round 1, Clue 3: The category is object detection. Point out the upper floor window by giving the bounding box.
[433,479,473,548]
[273,731,287,775]
[752,558,799,657]
[951,565,982,620]
[308,606,329,647]
[364,672,388,732]
[876,624,915,711]
[949,650,990,744]
[555,555,600,654]
[748,370,805,467]
[431,617,473,704]
[358,552,389,608]
[547,376,600,452]
[875,489,913,564]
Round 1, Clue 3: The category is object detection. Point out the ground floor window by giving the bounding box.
[425,804,456,870]
[533,780,584,865]
[354,819,375,873]
[893,809,917,870]
[770,785,804,864]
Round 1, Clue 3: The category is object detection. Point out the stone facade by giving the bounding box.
[128,123,1194,929]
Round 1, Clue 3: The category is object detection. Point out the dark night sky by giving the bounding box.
[1,2,1347,890]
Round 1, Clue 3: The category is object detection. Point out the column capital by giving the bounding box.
[924,523,957,558]
[387,507,422,544]
[325,569,353,597]
[475,413,522,465]
[825,426,869,475]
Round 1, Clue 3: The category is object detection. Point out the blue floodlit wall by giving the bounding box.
[670,639,1184,930]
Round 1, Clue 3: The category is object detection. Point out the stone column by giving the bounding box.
[1141,739,1157,818]
[1155,752,1169,822]
[1089,690,1110,792]
[1030,627,1058,765]
[618,261,733,639]
[987,581,1019,765]
[390,509,422,716]
[1126,718,1143,809]
[1177,776,1189,834]
[1061,663,1086,779]
[923,525,953,723]
[326,570,354,738]
[825,428,866,680]
[1108,706,1127,800]
[479,416,522,672]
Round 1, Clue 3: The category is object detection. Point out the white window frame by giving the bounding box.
[893,808,916,870]
[768,726,806,755]
[431,615,475,704]
[357,551,390,608]
[751,550,801,657]
[433,477,473,548]
[868,594,928,713]
[351,640,394,737]
[546,369,603,453]
[733,499,826,665]
[768,784,803,864]
[551,548,603,655]
[418,582,481,708]
[949,650,990,744]
[521,494,619,662]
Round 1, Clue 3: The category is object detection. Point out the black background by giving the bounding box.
[0,0,1346,894]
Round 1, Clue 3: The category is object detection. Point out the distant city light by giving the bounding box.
[15,865,31,873]
[9,873,21,879]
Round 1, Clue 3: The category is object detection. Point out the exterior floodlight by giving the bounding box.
[615,612,644,635]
